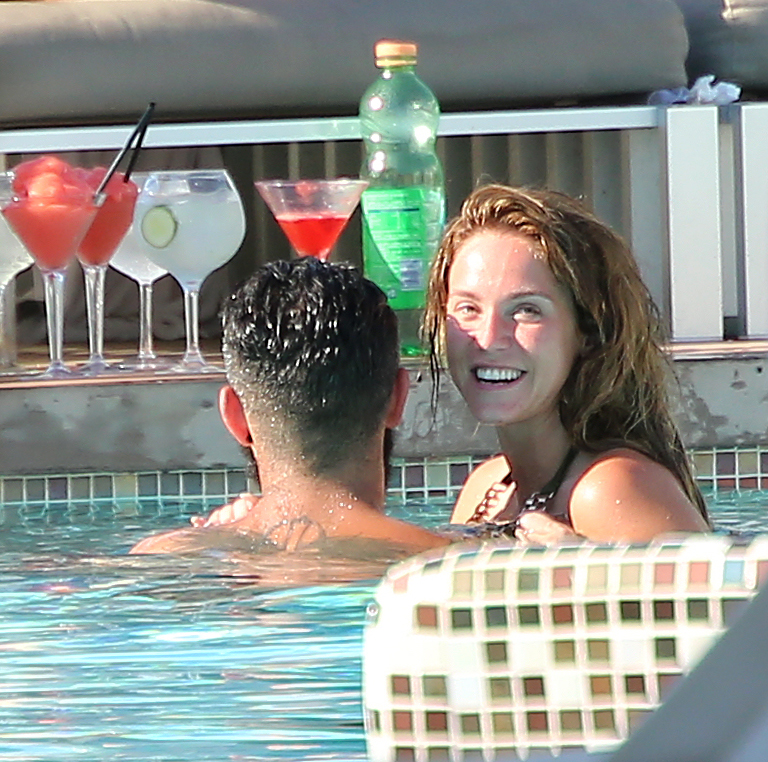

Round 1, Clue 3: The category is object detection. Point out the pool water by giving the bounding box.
[0,491,765,761]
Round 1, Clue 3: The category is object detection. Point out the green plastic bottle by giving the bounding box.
[359,39,446,357]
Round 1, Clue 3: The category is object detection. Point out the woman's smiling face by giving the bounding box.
[445,229,582,429]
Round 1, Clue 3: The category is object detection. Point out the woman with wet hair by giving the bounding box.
[423,184,710,545]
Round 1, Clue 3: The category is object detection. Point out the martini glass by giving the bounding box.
[0,174,33,373]
[76,168,140,375]
[110,175,171,371]
[138,169,245,372]
[0,160,99,379]
[255,179,368,260]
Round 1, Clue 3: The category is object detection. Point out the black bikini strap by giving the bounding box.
[538,446,578,497]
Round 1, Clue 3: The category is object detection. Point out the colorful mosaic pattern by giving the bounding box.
[1,446,766,507]
[363,535,768,761]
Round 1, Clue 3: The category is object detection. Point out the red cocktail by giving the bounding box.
[77,167,139,374]
[256,179,368,261]
[2,156,99,378]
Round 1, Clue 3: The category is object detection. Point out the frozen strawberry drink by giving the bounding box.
[3,156,97,272]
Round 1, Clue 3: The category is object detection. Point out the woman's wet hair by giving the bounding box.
[222,258,399,476]
[423,183,709,523]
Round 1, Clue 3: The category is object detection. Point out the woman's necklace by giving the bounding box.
[467,446,578,525]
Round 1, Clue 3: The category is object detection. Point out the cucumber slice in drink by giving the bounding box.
[141,205,178,249]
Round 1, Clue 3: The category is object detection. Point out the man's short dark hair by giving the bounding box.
[221,258,400,475]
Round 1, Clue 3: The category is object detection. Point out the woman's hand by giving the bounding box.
[189,493,260,528]
[514,511,583,546]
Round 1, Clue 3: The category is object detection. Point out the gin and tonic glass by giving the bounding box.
[108,173,171,371]
[137,169,245,372]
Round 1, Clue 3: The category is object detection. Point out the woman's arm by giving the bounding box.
[449,455,518,524]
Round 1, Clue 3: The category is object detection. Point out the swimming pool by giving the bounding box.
[0,490,765,761]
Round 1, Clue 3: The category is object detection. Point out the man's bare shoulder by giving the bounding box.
[130,527,208,555]
[129,517,326,555]
[130,508,448,557]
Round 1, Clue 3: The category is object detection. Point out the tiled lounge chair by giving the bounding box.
[362,534,768,761]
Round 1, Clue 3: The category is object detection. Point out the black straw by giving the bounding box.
[94,102,155,201]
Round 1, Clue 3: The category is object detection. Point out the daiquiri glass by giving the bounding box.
[0,173,33,373]
[76,167,140,375]
[0,160,99,379]
[255,179,367,261]
[138,170,245,372]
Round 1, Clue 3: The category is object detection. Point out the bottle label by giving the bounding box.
[361,187,431,310]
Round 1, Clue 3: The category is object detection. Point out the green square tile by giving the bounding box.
[1,478,23,503]
[423,676,447,697]
[203,471,226,497]
[181,471,203,497]
[517,605,540,626]
[485,606,508,628]
[451,609,473,630]
[137,473,159,497]
[655,637,677,660]
[489,677,511,699]
[92,475,113,499]
[25,478,45,502]
[69,476,91,501]
[687,599,709,621]
[486,642,508,664]
[620,601,642,622]
[518,568,539,592]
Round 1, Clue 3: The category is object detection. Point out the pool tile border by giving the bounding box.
[0,447,766,506]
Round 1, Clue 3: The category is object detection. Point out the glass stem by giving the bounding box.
[41,268,67,373]
[83,264,107,364]
[182,284,204,364]
[0,281,10,368]
[137,281,156,361]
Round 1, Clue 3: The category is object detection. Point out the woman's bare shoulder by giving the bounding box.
[450,454,511,524]
[569,447,709,542]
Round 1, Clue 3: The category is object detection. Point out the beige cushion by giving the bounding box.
[675,0,768,92]
[0,0,689,127]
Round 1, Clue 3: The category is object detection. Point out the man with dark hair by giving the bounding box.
[130,258,448,556]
